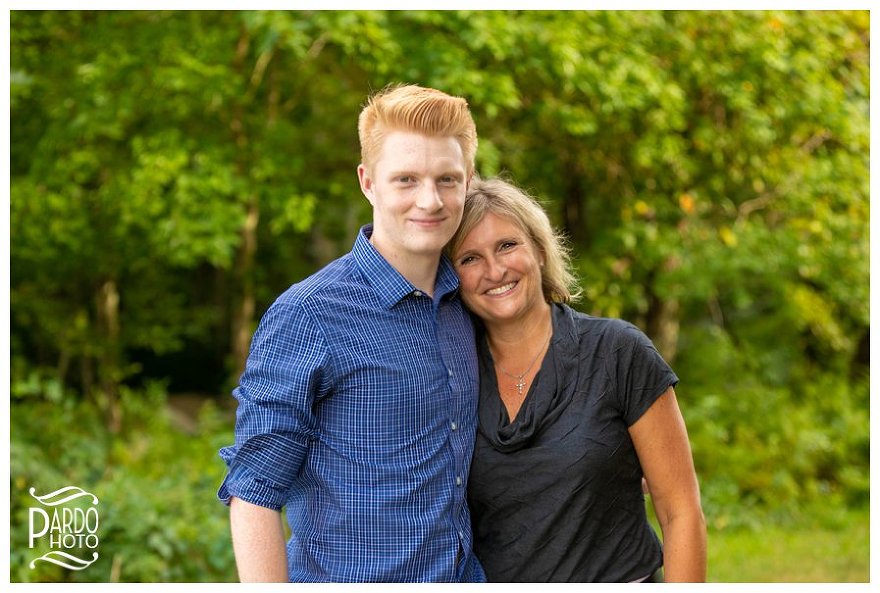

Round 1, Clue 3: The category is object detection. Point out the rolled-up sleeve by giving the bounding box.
[218,299,329,510]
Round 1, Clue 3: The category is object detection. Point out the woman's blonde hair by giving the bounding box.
[358,84,478,176]
[448,176,581,304]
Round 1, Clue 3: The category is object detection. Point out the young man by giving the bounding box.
[217,85,483,582]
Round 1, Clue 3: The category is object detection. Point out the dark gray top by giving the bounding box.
[468,303,678,582]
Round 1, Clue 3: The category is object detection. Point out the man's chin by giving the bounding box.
[408,232,455,254]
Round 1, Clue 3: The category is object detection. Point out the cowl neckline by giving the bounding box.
[476,303,581,453]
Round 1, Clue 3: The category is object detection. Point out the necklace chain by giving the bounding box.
[492,324,553,398]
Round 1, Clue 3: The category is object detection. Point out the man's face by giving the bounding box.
[358,130,469,264]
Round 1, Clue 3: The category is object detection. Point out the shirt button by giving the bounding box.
[450,421,457,431]
[458,530,465,540]
[447,368,453,377]
[455,475,463,486]
[413,290,423,297]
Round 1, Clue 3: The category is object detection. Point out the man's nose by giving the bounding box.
[415,182,443,211]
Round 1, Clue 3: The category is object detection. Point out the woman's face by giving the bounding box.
[452,211,546,326]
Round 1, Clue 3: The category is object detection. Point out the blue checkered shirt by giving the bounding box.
[218,225,484,582]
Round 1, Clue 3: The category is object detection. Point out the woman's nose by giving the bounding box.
[484,256,506,281]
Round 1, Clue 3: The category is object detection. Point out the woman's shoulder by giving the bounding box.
[557,303,638,332]
[555,304,650,347]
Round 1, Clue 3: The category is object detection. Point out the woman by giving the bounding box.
[447,177,706,582]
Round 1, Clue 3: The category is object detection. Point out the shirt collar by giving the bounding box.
[352,224,460,310]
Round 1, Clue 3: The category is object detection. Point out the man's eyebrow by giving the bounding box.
[385,169,465,180]
[437,170,466,180]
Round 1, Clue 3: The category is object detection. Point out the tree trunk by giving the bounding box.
[230,202,258,381]
[645,258,681,364]
[851,326,869,380]
[561,167,587,245]
[96,279,122,433]
[228,26,275,384]
[646,293,680,364]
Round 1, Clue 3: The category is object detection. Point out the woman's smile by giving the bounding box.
[485,281,518,296]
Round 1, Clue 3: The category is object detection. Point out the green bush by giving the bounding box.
[679,324,869,530]
[11,355,869,581]
[10,377,236,582]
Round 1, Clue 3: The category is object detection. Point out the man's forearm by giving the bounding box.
[229,497,288,582]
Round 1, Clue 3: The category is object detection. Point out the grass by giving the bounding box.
[705,507,869,582]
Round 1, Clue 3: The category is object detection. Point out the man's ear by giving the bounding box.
[357,164,374,205]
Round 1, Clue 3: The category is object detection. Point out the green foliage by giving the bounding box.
[10,382,236,582]
[678,323,869,529]
[10,9,869,580]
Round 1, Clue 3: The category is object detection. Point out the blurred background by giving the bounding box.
[9,10,869,582]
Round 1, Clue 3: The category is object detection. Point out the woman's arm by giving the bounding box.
[629,386,707,582]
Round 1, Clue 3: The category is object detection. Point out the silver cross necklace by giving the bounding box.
[492,324,553,398]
